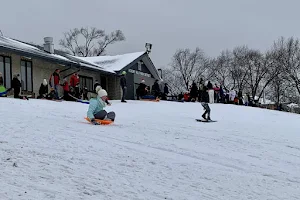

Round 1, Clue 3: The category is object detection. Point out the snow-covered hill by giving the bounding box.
[0,98,299,200]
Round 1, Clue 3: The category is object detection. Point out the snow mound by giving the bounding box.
[0,98,300,200]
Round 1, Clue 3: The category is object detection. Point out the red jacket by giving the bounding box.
[70,75,80,87]
[62,81,69,92]
[49,72,60,86]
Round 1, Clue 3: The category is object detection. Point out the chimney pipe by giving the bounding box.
[44,37,54,54]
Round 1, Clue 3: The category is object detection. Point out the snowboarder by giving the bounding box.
[87,89,115,125]
[201,102,211,121]
[200,86,211,121]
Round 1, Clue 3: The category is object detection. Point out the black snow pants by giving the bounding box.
[94,110,116,121]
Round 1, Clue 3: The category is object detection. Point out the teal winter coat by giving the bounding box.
[87,96,106,120]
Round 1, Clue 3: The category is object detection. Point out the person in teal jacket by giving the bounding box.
[87,88,115,125]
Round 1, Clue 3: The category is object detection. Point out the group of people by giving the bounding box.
[0,73,29,100]
[37,69,87,101]
[179,79,257,107]
[135,79,169,100]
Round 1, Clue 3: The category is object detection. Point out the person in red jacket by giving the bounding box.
[49,69,60,99]
[61,79,72,101]
[70,73,80,87]
[70,73,80,98]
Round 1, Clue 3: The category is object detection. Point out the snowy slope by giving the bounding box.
[0,98,300,200]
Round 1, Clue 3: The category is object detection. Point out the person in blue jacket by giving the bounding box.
[87,88,115,125]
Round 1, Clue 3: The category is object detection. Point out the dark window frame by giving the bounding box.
[100,75,107,90]
[0,56,12,88]
[20,60,33,92]
[79,75,93,92]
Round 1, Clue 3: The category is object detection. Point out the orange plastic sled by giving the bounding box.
[84,117,113,125]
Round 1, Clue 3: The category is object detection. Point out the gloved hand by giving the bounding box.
[91,119,100,125]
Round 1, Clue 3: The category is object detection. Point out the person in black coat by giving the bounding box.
[120,71,127,102]
[11,74,22,98]
[37,79,49,99]
[190,82,198,102]
[201,85,211,121]
[0,72,3,86]
[151,80,160,98]
[136,80,147,100]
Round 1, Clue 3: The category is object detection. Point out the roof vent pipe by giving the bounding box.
[44,37,54,54]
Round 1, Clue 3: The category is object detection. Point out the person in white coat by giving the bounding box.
[229,89,236,103]
[207,81,214,104]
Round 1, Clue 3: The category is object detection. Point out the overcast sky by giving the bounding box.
[1,0,300,69]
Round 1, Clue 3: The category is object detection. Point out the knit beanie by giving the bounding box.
[98,89,107,97]
[95,85,102,93]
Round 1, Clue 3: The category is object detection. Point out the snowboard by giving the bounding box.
[84,117,113,125]
[195,119,217,123]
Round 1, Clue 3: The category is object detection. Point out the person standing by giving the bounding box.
[207,81,214,104]
[70,72,80,98]
[49,69,60,99]
[11,74,22,99]
[120,71,127,102]
[0,72,3,86]
[163,83,169,100]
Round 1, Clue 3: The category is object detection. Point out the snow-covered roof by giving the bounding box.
[0,36,74,64]
[72,52,146,73]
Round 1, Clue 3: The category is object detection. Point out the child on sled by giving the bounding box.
[87,88,115,125]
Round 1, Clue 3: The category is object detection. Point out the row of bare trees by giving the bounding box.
[164,36,300,104]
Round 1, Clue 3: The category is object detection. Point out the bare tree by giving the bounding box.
[162,68,185,95]
[230,46,249,92]
[269,74,289,104]
[59,27,125,57]
[274,37,300,96]
[170,48,208,90]
[208,50,233,91]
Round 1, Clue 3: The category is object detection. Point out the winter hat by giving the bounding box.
[141,79,145,83]
[95,85,102,93]
[43,79,47,86]
[98,89,108,97]
[122,71,127,75]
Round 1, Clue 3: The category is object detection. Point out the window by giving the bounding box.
[0,56,12,88]
[100,75,107,90]
[138,61,142,71]
[79,75,93,92]
[20,60,33,91]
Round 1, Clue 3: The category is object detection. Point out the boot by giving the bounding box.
[202,114,206,120]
